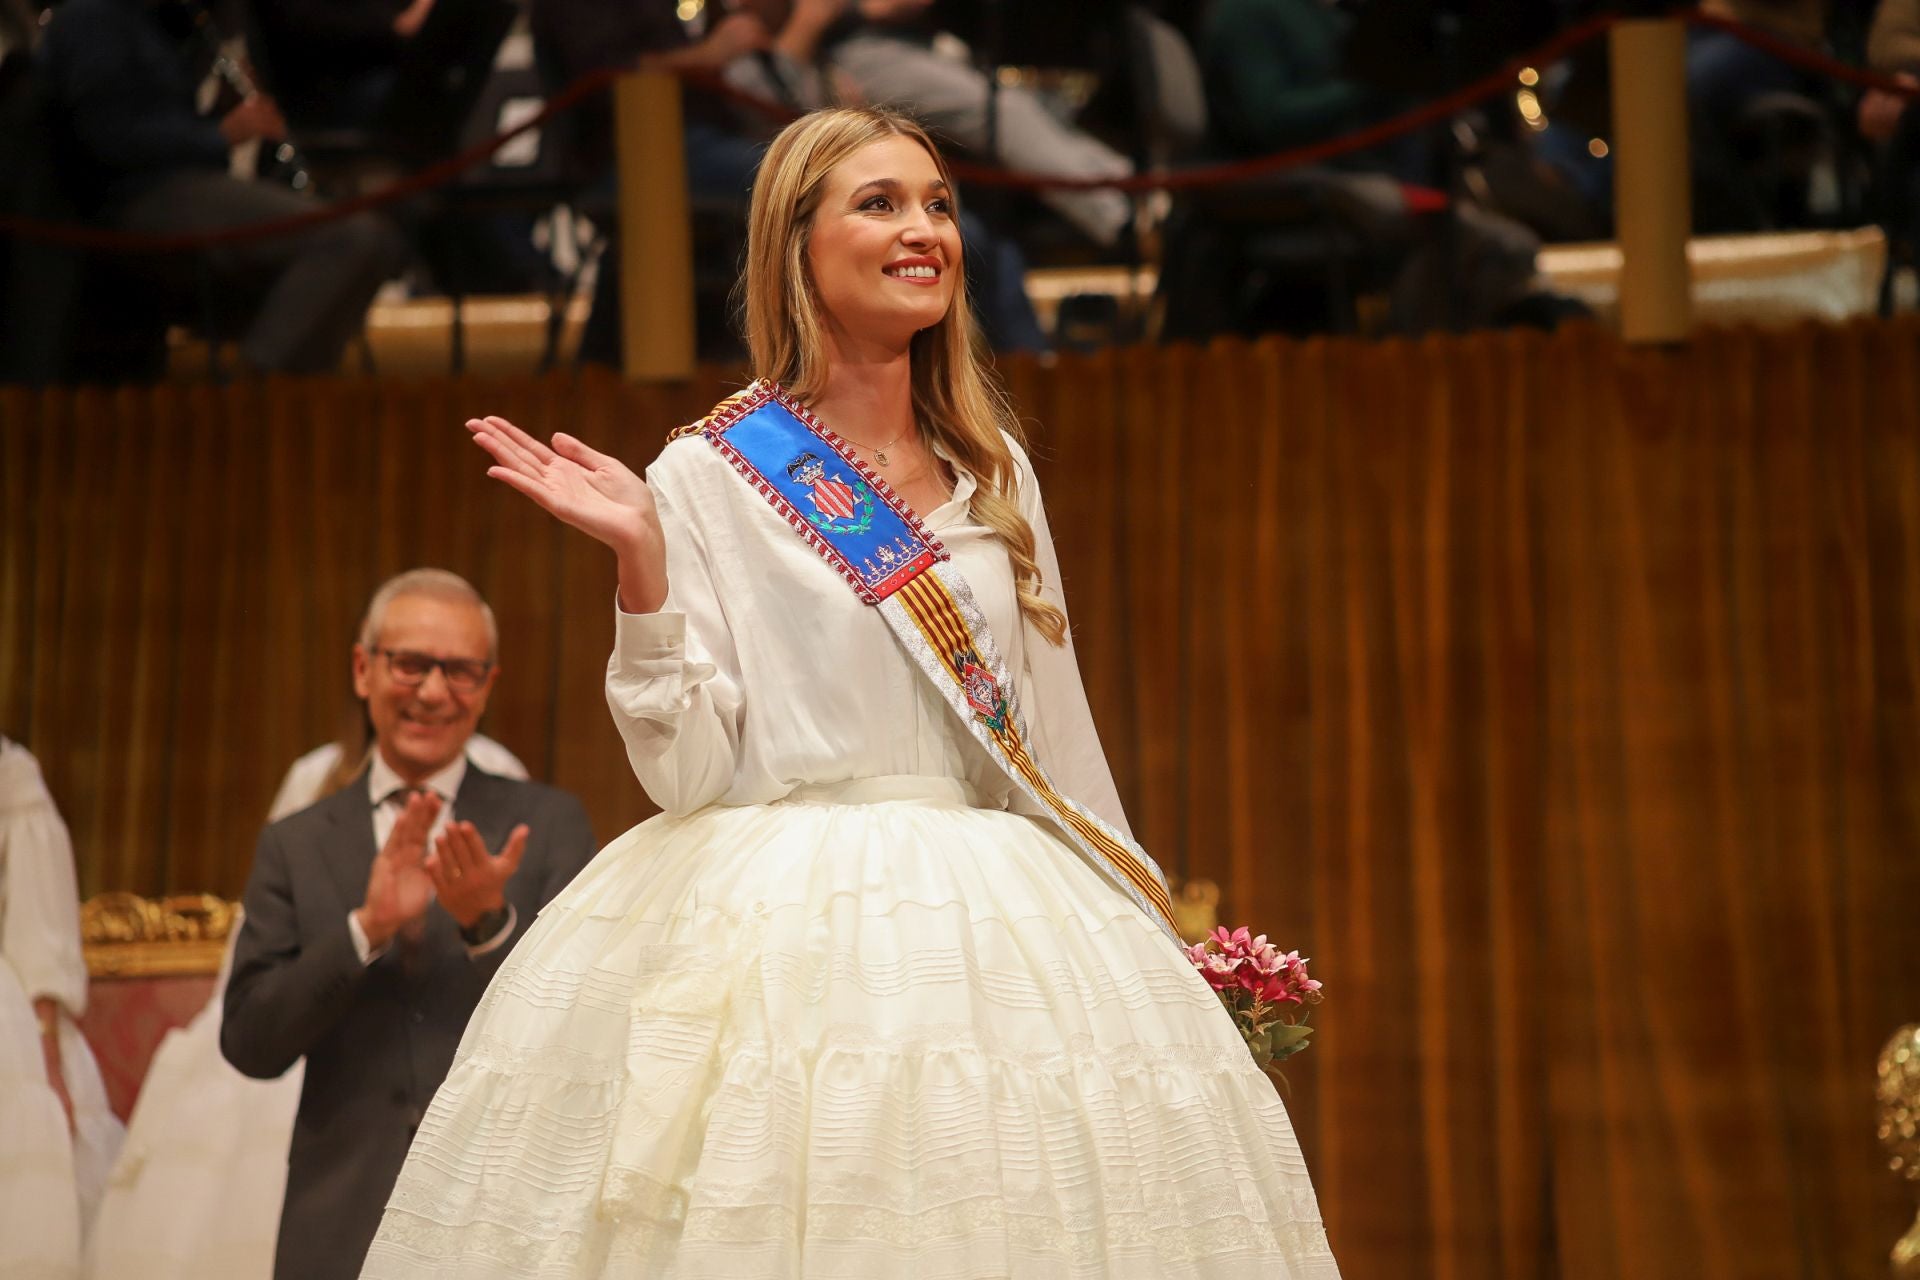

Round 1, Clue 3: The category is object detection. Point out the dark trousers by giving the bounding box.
[111,171,408,373]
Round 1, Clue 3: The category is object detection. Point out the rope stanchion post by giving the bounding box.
[614,71,695,382]
[1610,18,1694,344]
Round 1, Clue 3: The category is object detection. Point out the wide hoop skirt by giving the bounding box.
[361,776,1339,1279]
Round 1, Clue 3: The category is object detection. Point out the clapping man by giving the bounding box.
[221,568,597,1280]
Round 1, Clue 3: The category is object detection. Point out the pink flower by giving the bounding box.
[1182,921,1320,1074]
[1271,951,1322,1004]
[1185,923,1326,1069]
[1187,925,1324,1014]
[1184,940,1240,992]
[1234,959,1274,998]
[1211,926,1253,954]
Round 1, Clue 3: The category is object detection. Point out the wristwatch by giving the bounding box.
[458,906,511,947]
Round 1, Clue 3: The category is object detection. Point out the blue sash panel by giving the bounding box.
[700,383,945,603]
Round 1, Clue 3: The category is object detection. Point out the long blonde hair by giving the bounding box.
[740,107,1067,646]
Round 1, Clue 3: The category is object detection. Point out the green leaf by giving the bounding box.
[1265,1023,1315,1062]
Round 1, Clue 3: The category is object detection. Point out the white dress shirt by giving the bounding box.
[347,751,515,962]
[266,734,530,824]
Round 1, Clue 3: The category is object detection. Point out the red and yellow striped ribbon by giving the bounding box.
[895,574,1176,930]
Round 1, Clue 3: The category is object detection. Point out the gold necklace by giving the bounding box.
[838,424,910,467]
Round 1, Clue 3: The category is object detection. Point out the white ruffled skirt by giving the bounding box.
[361,776,1339,1279]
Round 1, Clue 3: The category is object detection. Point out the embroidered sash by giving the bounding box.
[673,381,1178,939]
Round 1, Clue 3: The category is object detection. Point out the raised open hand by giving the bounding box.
[425,820,528,930]
[467,417,661,551]
[467,416,670,611]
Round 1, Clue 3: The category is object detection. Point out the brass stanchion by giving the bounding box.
[1609,18,1693,343]
[613,71,695,381]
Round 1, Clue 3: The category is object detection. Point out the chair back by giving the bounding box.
[1122,5,1209,171]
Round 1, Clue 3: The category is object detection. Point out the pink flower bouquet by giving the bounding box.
[1186,926,1323,1070]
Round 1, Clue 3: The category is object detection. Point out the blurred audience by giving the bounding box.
[1865,0,1920,265]
[1197,0,1566,333]
[247,0,438,132]
[246,0,520,166]
[534,0,1046,359]
[37,0,408,373]
[532,0,772,203]
[737,0,1050,350]
[1540,0,1836,233]
[531,0,774,361]
[10,0,1914,380]
[1688,0,1830,229]
[783,0,1138,251]
[1866,0,1920,138]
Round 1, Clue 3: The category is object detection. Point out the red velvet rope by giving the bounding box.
[1,10,1912,254]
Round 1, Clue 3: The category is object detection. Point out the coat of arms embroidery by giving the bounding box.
[786,451,876,534]
[957,647,1008,732]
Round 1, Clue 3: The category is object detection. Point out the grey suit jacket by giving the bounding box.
[221,763,597,1280]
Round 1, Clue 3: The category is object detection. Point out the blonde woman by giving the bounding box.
[362,108,1339,1278]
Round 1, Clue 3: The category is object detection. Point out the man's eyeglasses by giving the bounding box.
[375,648,493,693]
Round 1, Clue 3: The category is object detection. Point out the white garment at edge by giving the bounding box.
[82,736,528,1280]
[361,428,1341,1277]
[0,737,125,1280]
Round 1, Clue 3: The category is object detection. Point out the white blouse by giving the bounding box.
[606,432,1133,841]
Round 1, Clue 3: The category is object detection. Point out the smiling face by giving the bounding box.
[351,592,497,784]
[804,134,962,352]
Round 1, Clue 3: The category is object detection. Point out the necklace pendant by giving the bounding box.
[875,449,890,466]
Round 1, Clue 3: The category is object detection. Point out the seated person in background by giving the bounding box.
[221,569,597,1280]
[0,736,124,1278]
[540,0,1048,356]
[246,0,437,133]
[1692,1,1827,127]
[1680,0,1827,230]
[532,0,773,208]
[1863,0,1920,252]
[1870,0,1920,84]
[740,0,1051,350]
[84,716,529,1280]
[787,0,1138,251]
[1200,0,1556,333]
[1539,0,1830,232]
[36,0,409,373]
[1866,0,1920,111]
[531,0,775,362]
